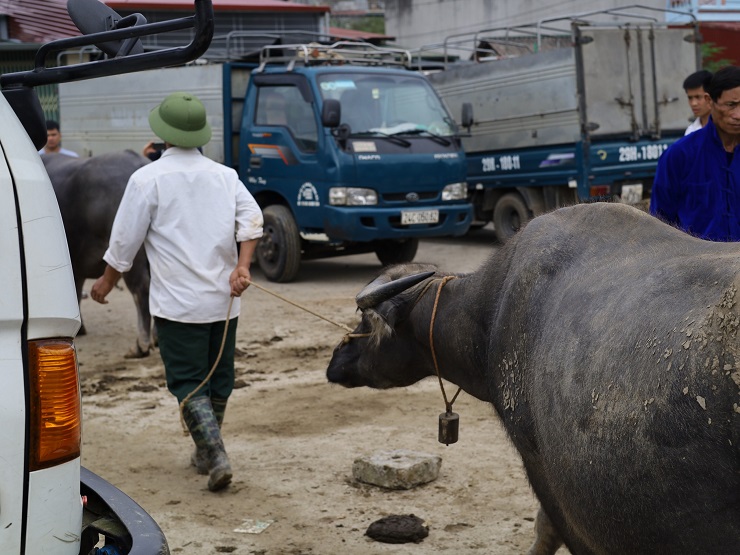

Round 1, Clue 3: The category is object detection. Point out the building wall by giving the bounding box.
[384,0,667,50]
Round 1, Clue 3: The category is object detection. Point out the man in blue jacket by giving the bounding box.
[650,66,740,241]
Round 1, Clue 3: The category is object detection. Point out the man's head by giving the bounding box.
[708,66,740,137]
[149,92,211,148]
[44,120,63,151]
[683,70,713,121]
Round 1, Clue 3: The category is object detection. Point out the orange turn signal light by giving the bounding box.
[28,339,81,470]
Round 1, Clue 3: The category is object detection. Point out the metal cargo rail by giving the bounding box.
[258,41,413,70]
[412,4,699,70]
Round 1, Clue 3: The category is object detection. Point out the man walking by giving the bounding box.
[91,92,264,491]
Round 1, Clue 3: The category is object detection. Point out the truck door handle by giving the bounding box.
[250,157,262,169]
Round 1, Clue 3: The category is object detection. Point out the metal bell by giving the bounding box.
[438,411,459,445]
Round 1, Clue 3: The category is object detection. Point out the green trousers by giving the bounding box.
[155,317,238,402]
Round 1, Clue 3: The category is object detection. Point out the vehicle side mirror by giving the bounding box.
[461,102,474,130]
[68,0,145,57]
[322,99,341,128]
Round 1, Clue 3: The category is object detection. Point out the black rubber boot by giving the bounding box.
[191,397,227,475]
[212,398,228,426]
[182,396,232,491]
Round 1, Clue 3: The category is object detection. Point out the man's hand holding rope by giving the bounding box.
[230,238,259,297]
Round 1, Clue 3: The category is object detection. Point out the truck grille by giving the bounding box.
[382,191,438,202]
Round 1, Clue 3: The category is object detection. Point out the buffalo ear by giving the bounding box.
[356,271,435,310]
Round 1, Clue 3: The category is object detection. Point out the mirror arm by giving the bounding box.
[111,14,148,58]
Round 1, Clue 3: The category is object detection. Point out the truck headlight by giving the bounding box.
[329,187,378,206]
[442,182,467,201]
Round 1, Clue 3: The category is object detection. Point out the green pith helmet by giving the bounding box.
[149,92,212,148]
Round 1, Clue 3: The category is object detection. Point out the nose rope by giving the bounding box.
[244,279,354,332]
[428,276,461,413]
[179,279,357,434]
[242,279,371,344]
[244,276,460,413]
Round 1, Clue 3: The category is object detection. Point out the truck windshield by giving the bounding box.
[317,73,455,137]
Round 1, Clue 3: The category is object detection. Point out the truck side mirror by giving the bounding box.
[322,99,341,128]
[68,0,144,57]
[461,102,474,130]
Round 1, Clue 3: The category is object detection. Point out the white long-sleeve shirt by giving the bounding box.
[104,147,264,323]
[684,117,702,136]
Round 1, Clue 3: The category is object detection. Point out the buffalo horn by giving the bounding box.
[355,271,435,309]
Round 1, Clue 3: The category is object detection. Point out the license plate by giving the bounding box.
[620,184,643,204]
[401,210,439,225]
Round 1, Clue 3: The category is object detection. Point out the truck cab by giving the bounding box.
[241,44,472,282]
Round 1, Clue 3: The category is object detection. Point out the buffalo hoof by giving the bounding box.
[124,345,151,359]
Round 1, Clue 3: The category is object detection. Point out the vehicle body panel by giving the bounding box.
[0,93,82,555]
[466,136,680,199]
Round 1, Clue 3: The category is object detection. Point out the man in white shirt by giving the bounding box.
[38,120,79,156]
[683,70,713,136]
[91,92,264,492]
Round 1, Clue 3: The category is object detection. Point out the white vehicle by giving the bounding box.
[0,1,213,553]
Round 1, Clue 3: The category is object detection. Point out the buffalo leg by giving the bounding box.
[526,506,563,555]
[122,252,152,359]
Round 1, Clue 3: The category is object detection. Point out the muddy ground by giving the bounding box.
[77,228,568,555]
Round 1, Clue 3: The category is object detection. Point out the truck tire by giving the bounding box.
[374,238,419,266]
[256,205,302,283]
[493,193,530,243]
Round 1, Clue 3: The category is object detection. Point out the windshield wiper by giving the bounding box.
[351,130,411,148]
[392,128,451,146]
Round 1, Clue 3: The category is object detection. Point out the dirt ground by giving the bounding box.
[76,228,568,555]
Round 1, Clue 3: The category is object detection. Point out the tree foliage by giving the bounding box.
[702,42,734,73]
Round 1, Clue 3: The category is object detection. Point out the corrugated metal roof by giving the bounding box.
[0,0,79,43]
[105,0,330,13]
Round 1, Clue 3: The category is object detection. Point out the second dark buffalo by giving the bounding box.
[43,150,153,358]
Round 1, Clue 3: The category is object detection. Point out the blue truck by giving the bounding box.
[60,42,472,282]
[427,6,701,243]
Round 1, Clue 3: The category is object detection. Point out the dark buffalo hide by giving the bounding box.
[43,150,152,358]
[327,202,740,554]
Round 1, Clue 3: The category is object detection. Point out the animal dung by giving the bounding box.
[365,514,429,544]
[352,449,441,489]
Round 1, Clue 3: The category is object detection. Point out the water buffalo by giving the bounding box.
[43,151,153,358]
[326,202,740,554]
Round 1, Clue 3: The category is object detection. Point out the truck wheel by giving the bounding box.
[256,205,302,283]
[493,193,530,243]
[374,238,419,266]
